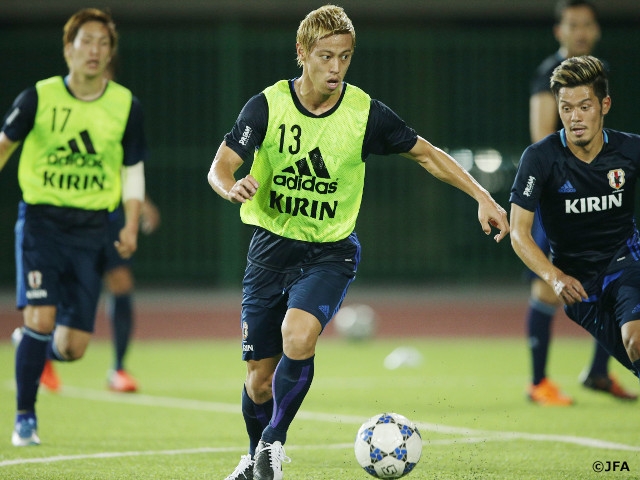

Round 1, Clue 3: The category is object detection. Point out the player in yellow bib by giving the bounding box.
[0,8,146,447]
[208,6,510,480]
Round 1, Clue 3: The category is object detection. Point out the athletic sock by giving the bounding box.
[242,386,274,457]
[45,333,67,362]
[527,298,555,385]
[632,359,640,380]
[108,294,133,371]
[16,328,50,412]
[586,340,610,378]
[261,354,314,445]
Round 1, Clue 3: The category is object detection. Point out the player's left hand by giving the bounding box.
[115,226,138,259]
[140,198,161,235]
[478,199,510,243]
[552,273,587,305]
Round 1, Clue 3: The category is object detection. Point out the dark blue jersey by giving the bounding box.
[510,128,640,289]
[224,79,418,163]
[530,51,565,98]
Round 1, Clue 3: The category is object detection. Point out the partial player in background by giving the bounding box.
[209,5,509,479]
[511,55,640,415]
[524,0,636,405]
[1,8,147,446]
[39,55,161,394]
[102,193,160,392]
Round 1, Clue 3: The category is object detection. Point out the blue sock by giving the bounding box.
[632,359,640,380]
[527,299,555,385]
[262,354,314,445]
[242,386,273,457]
[16,411,37,424]
[16,328,51,412]
[108,294,133,371]
[586,341,610,377]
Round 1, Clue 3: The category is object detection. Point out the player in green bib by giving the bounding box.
[208,6,510,480]
[0,9,146,447]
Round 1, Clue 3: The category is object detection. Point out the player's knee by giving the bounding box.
[53,332,90,361]
[55,343,86,361]
[245,366,274,402]
[105,266,134,294]
[623,327,640,362]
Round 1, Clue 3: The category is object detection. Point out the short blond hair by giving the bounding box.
[296,5,355,67]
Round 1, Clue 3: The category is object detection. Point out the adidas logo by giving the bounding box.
[269,147,339,220]
[273,147,338,194]
[49,129,103,168]
[632,304,640,314]
[558,181,576,193]
[273,147,337,195]
[44,129,106,191]
[318,305,331,319]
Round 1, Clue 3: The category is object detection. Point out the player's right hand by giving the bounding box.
[228,174,259,203]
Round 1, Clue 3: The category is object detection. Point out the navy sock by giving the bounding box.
[242,386,274,457]
[16,328,51,412]
[261,354,314,445]
[108,294,133,371]
[45,333,67,362]
[527,299,555,385]
[632,359,640,380]
[586,341,610,377]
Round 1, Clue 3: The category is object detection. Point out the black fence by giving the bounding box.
[1,18,639,287]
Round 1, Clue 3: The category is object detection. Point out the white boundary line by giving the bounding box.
[2,385,639,468]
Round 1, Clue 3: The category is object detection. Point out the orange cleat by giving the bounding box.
[40,360,61,393]
[582,374,638,401]
[528,378,573,406]
[108,369,139,393]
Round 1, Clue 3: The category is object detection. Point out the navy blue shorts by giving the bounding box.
[15,202,107,333]
[104,205,132,272]
[240,243,359,361]
[564,263,640,374]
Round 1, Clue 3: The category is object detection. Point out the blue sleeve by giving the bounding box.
[509,144,546,211]
[122,96,147,166]
[223,93,268,163]
[1,87,37,141]
[363,99,418,159]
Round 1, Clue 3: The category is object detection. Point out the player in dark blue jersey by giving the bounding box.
[511,56,640,403]
[523,0,634,405]
[0,9,147,447]
[101,194,160,393]
[209,6,509,480]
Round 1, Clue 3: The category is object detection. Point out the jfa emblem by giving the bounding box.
[608,169,625,189]
[242,321,249,340]
[28,270,42,289]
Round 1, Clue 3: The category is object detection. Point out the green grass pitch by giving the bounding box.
[0,337,638,479]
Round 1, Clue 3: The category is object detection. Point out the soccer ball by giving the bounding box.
[333,304,377,340]
[354,412,422,479]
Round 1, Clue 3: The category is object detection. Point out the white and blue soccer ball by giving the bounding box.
[333,304,377,341]
[354,412,422,479]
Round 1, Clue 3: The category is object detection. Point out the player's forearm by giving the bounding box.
[122,198,141,236]
[511,233,559,287]
[412,140,492,205]
[0,133,19,173]
[207,142,245,202]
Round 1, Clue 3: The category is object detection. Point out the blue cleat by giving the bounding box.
[12,414,41,447]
